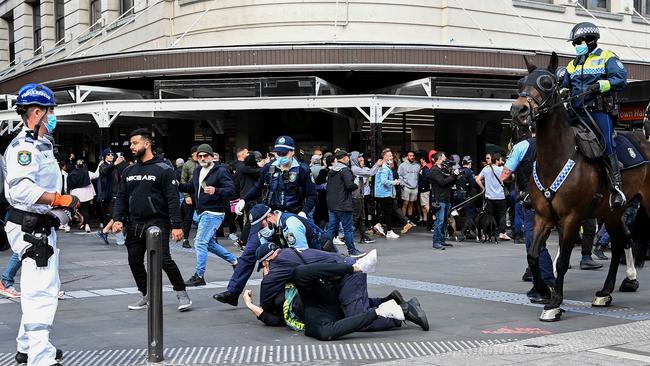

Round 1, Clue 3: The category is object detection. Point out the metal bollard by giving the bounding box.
[146,226,164,363]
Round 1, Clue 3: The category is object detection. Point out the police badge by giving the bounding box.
[17,150,31,166]
[289,172,298,182]
[628,147,637,159]
[287,232,296,246]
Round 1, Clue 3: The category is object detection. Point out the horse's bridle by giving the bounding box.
[517,70,559,125]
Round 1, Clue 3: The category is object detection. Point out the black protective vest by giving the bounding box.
[515,138,537,193]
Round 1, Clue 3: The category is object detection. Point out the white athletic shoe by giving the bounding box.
[333,237,346,246]
[373,223,386,237]
[177,290,192,312]
[228,233,239,241]
[128,295,148,310]
[386,231,400,239]
[355,249,377,273]
[376,299,405,320]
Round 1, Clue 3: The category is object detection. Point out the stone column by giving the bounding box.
[101,0,120,25]
[13,3,34,63]
[0,19,9,64]
[40,0,56,51]
[65,0,90,38]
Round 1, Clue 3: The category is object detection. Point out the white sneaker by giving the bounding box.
[84,224,91,233]
[376,299,405,320]
[355,249,377,273]
[57,291,65,300]
[373,223,386,237]
[62,225,70,233]
[128,295,148,310]
[386,231,400,239]
[333,237,346,246]
[228,233,239,241]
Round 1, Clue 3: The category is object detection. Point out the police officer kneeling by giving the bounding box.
[112,128,192,312]
[5,83,78,366]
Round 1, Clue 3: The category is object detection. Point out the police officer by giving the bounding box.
[559,22,628,208]
[4,83,78,366]
[252,203,334,251]
[235,135,316,217]
[111,128,192,312]
[214,136,316,307]
[501,124,556,304]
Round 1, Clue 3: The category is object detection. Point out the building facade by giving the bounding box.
[0,0,648,163]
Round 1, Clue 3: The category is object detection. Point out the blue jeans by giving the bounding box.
[580,111,614,155]
[1,252,21,287]
[514,199,524,236]
[194,212,237,277]
[523,207,555,285]
[327,210,356,253]
[432,202,451,247]
[227,224,262,296]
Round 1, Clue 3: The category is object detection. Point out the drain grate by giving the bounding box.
[0,339,515,365]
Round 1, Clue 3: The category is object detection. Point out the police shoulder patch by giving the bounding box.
[286,232,296,245]
[17,150,32,166]
[616,60,624,69]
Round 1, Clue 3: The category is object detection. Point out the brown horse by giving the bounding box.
[510,52,650,322]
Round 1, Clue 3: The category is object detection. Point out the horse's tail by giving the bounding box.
[630,205,650,268]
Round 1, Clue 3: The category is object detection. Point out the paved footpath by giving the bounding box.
[1,227,650,365]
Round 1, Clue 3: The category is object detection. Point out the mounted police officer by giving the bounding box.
[501,122,556,304]
[4,83,79,366]
[214,136,317,307]
[558,21,628,208]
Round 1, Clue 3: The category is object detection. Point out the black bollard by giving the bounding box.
[146,226,164,363]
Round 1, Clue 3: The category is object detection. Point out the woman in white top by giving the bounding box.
[476,153,511,240]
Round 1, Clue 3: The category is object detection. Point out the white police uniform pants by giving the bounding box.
[6,221,60,366]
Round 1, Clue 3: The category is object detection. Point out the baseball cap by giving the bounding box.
[272,136,295,153]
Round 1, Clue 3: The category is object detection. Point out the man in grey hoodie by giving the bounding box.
[350,151,382,244]
[398,151,421,223]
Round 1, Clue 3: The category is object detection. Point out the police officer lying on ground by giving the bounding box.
[244,246,428,340]
[214,201,332,306]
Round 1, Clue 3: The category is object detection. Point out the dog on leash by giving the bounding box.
[474,209,498,243]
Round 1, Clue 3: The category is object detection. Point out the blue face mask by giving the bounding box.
[277,156,291,166]
[44,114,57,133]
[575,43,589,56]
[259,226,274,238]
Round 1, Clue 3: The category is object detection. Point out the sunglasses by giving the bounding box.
[276,151,289,157]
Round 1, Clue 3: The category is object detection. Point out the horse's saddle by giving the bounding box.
[614,133,648,170]
[571,114,648,170]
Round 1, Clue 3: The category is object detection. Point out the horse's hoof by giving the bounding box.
[539,307,564,322]
[619,278,639,292]
[592,295,613,307]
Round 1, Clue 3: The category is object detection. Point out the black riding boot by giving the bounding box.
[605,153,626,209]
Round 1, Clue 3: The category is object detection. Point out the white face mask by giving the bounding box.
[259,226,274,238]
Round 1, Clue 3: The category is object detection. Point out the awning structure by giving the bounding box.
[0,93,512,129]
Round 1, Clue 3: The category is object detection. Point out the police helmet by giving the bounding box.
[568,22,600,44]
[16,83,57,108]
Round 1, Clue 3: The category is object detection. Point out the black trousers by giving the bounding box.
[485,199,507,234]
[125,224,186,295]
[581,218,597,256]
[294,263,379,341]
[352,199,367,239]
[78,201,91,226]
[181,200,195,240]
[377,197,394,231]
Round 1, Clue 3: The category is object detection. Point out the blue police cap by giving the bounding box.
[249,204,272,226]
[256,241,278,272]
[272,135,295,153]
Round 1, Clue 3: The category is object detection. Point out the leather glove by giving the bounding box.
[588,83,601,93]
[51,193,80,210]
[235,199,246,216]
